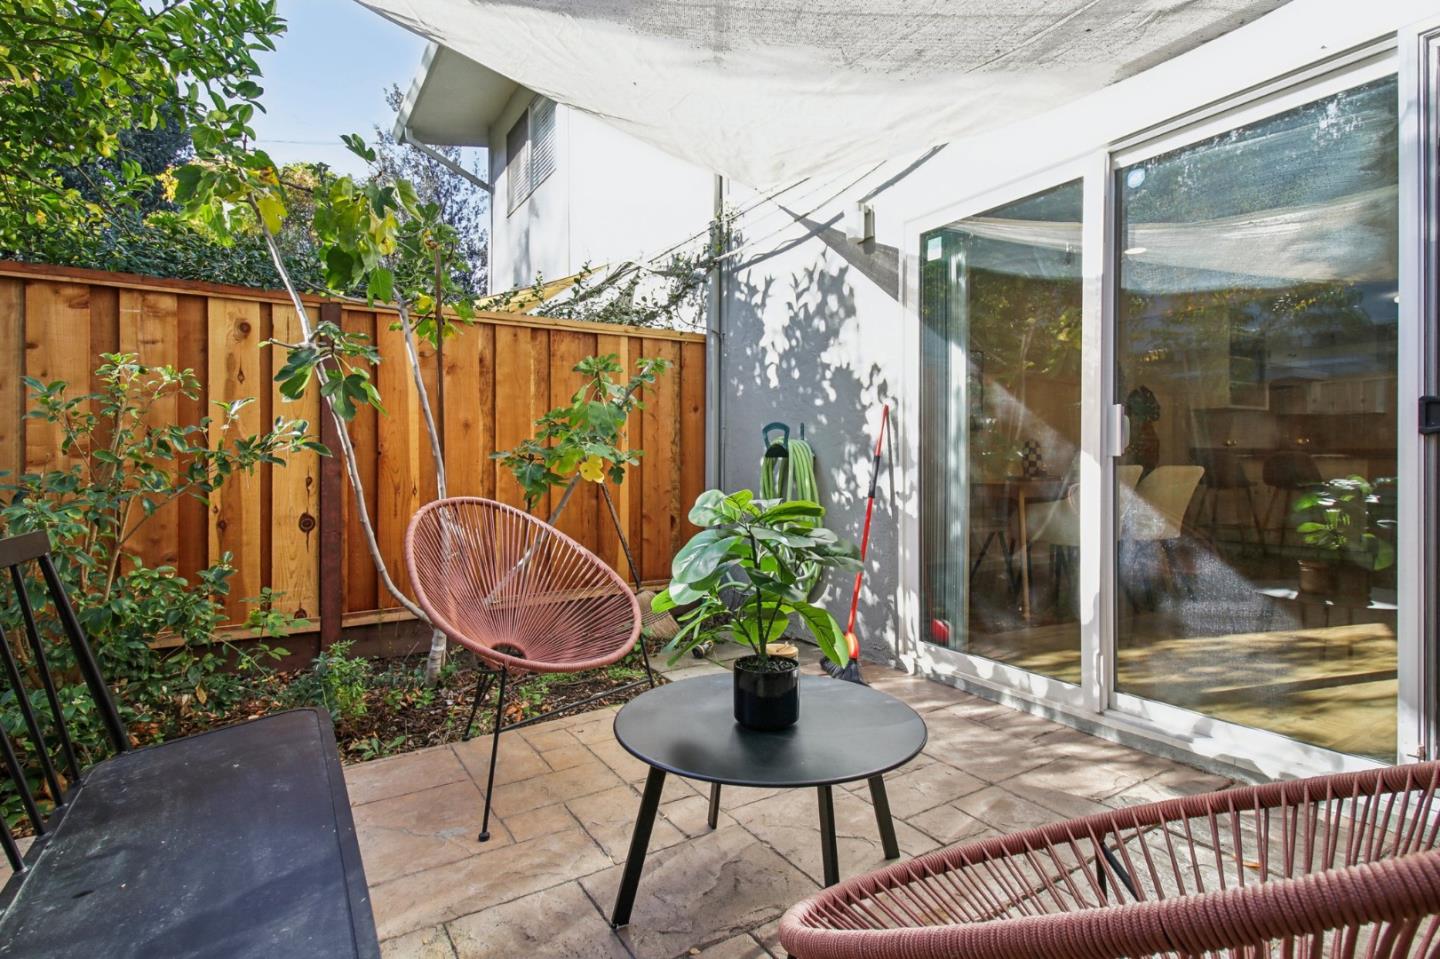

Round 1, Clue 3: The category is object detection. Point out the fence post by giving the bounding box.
[317,301,344,650]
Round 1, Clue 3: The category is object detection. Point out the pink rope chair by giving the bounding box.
[406,497,643,841]
[780,762,1440,959]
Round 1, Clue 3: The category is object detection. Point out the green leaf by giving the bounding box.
[687,489,728,527]
[670,528,739,587]
[787,600,846,667]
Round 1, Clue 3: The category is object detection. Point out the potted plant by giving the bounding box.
[1292,475,1395,599]
[652,490,860,730]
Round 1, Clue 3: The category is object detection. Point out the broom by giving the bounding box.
[824,404,889,685]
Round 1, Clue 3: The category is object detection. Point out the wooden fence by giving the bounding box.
[0,261,707,644]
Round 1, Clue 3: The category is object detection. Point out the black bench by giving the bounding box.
[0,532,380,958]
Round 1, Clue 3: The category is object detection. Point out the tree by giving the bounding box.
[0,0,283,260]
[371,86,489,296]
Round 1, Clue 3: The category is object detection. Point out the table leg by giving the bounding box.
[1017,490,1031,623]
[868,776,900,860]
[817,785,839,886]
[707,782,721,829]
[611,766,666,928]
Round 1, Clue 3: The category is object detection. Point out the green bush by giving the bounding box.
[0,355,319,825]
[284,641,372,725]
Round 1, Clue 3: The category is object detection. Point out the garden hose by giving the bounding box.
[760,436,823,596]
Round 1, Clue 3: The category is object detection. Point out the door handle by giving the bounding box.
[1109,403,1129,457]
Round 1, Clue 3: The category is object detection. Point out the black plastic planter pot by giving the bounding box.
[733,655,799,730]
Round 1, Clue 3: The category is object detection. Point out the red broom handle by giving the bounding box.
[845,405,889,637]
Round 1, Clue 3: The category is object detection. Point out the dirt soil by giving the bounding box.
[175,640,666,764]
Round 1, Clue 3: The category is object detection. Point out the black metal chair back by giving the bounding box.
[0,531,127,878]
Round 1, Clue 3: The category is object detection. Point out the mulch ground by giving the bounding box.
[182,640,668,764]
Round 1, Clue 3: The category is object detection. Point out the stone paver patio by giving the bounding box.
[347,648,1230,959]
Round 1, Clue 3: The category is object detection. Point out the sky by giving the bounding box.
[250,0,429,175]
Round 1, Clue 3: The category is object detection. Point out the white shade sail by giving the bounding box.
[359,0,1289,188]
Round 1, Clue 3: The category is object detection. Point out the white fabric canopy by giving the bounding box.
[359,0,1290,188]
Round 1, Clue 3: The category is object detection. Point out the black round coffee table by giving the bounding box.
[608,673,927,927]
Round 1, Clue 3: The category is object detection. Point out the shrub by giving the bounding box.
[0,355,319,823]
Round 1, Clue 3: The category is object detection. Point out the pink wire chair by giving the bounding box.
[406,497,643,841]
[780,762,1440,959]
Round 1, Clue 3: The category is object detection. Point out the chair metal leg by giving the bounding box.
[462,669,497,742]
[478,668,508,842]
[638,629,658,689]
[707,782,721,829]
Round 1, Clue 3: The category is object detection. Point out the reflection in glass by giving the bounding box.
[1114,76,1399,761]
[921,181,1083,682]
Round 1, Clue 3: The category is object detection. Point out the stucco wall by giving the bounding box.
[718,186,907,667]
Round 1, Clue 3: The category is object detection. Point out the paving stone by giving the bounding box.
[906,785,1066,846]
[705,782,782,811]
[729,786,938,886]
[862,668,967,712]
[997,768,1116,821]
[452,732,550,788]
[580,825,816,959]
[445,881,628,959]
[1001,752,1153,804]
[749,918,782,957]
[346,745,469,806]
[570,709,621,745]
[354,779,511,884]
[380,925,456,959]
[1103,763,1233,807]
[587,736,654,783]
[543,742,597,772]
[956,698,1068,739]
[691,933,772,958]
[919,711,1054,781]
[352,667,1214,957]
[845,761,985,819]
[490,759,625,814]
[567,783,685,863]
[369,826,611,941]
[662,663,729,684]
[523,725,581,753]
[502,802,577,842]
[661,792,738,838]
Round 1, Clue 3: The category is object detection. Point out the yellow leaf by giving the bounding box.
[578,455,606,484]
[255,193,287,233]
[194,684,207,705]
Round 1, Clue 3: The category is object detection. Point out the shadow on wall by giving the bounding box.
[721,249,900,666]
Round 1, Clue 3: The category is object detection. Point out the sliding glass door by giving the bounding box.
[913,57,1420,771]
[1111,76,1400,762]
[920,180,1084,686]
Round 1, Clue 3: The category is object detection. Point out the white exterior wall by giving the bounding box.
[488,92,712,293]
[716,0,1440,778]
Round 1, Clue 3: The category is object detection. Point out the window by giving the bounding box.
[505,97,558,214]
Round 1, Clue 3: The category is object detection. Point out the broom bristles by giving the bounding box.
[636,589,680,640]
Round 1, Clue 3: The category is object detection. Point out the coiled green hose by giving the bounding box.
[760,438,822,596]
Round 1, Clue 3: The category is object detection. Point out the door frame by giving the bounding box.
[1402,14,1440,763]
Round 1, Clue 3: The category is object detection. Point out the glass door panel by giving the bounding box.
[920,180,1084,683]
[1113,76,1400,761]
